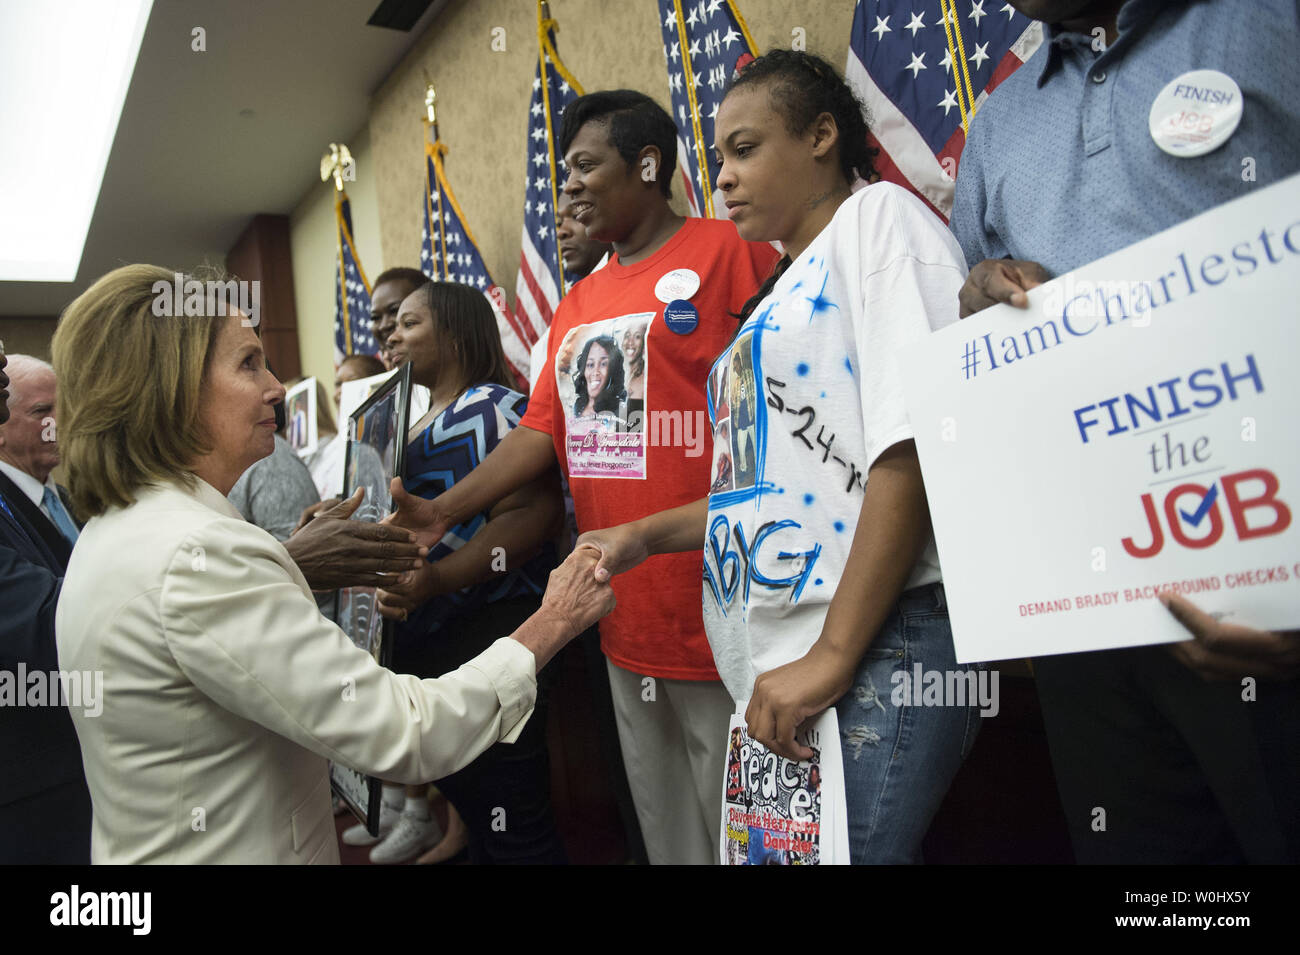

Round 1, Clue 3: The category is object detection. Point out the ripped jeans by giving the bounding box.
[833,582,981,864]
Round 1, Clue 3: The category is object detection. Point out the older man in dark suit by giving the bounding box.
[0,354,79,564]
[0,342,93,863]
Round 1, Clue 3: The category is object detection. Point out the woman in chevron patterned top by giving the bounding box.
[362,279,567,865]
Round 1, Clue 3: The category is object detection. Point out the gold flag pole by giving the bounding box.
[423,81,450,278]
[424,79,439,142]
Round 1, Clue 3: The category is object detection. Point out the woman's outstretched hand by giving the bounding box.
[377,559,445,621]
[539,543,619,637]
[285,488,427,590]
[574,523,651,583]
[384,477,454,550]
[511,544,618,671]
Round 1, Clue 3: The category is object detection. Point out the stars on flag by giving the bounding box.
[847,0,1042,218]
[657,0,759,217]
[863,0,1037,123]
[334,194,374,360]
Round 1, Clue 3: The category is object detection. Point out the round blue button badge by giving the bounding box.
[663,299,698,335]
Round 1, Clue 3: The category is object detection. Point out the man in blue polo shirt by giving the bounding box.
[951,0,1300,863]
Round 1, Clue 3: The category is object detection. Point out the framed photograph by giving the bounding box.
[284,377,319,457]
[330,361,413,835]
[340,370,430,433]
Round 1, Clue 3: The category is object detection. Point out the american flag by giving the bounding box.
[657,0,759,218]
[846,0,1042,220]
[421,132,528,386]
[513,3,583,358]
[334,190,377,363]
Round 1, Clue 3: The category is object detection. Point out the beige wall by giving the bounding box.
[0,317,58,362]
[288,0,858,378]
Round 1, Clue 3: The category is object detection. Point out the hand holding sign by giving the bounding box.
[1160,593,1300,681]
[958,258,1051,318]
[902,174,1300,663]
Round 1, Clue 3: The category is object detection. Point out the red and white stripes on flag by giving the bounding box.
[657,0,760,219]
[845,0,1042,221]
[513,3,584,351]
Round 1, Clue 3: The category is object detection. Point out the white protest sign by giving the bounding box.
[900,174,1300,663]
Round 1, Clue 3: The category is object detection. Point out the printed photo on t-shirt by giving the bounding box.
[714,333,758,491]
[556,313,654,479]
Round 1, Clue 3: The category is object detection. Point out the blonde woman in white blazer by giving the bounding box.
[51,265,612,864]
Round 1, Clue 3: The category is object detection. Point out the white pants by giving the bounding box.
[605,658,734,865]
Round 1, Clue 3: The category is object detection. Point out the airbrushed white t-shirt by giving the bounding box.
[702,183,967,703]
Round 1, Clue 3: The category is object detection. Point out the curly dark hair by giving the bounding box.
[572,334,625,417]
[725,49,880,328]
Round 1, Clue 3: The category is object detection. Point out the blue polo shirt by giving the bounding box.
[950,0,1300,275]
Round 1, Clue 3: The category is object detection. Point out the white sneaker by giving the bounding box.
[341,800,399,847]
[369,810,443,865]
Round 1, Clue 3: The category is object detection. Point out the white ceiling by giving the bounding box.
[0,0,445,316]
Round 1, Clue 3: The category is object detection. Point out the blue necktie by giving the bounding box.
[42,486,79,545]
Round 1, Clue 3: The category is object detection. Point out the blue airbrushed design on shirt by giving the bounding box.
[397,383,553,639]
[796,363,809,376]
[803,266,840,323]
[803,493,814,505]
[834,521,845,533]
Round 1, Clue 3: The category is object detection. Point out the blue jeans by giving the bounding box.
[832,582,981,864]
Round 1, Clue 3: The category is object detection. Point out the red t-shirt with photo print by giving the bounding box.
[522,217,779,680]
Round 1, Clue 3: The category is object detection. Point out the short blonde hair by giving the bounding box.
[52,264,225,518]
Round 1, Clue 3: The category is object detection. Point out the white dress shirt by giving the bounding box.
[56,475,537,863]
[0,458,58,520]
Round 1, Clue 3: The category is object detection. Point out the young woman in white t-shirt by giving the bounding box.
[576,50,981,864]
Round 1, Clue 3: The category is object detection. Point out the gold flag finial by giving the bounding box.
[319,143,353,191]
[424,83,437,126]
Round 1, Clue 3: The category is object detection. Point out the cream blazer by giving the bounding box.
[55,477,536,864]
